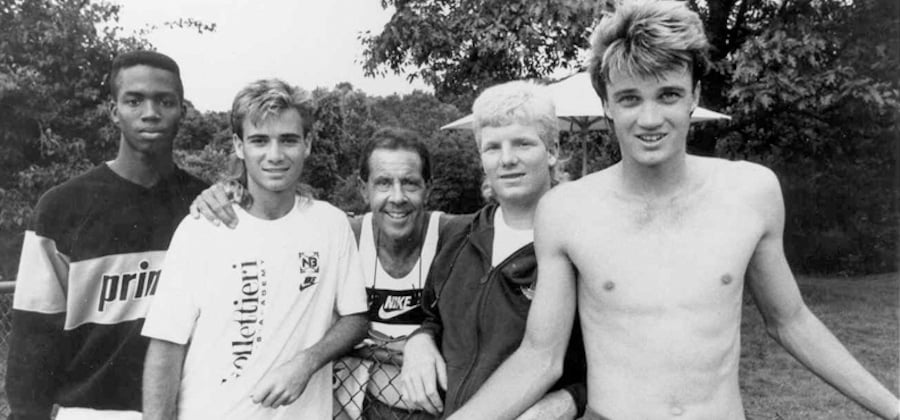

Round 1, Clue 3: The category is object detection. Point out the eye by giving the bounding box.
[481,142,500,152]
[401,179,424,192]
[124,98,141,107]
[160,98,178,108]
[617,95,640,106]
[516,139,537,148]
[373,178,393,191]
[659,91,682,103]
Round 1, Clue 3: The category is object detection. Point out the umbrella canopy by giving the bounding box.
[440,72,730,131]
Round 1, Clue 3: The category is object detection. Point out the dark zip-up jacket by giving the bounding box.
[417,203,586,418]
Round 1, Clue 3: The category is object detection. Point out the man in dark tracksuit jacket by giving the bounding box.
[414,202,587,418]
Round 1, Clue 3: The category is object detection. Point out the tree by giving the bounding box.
[719,0,899,273]
[362,0,599,108]
[0,0,213,280]
[363,0,900,274]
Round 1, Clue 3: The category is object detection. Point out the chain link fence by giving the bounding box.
[0,281,14,419]
[0,282,429,420]
[333,337,437,420]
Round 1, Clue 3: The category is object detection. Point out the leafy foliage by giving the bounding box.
[364,0,898,274]
[718,0,899,273]
[361,0,599,108]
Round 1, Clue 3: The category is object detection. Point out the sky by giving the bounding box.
[112,0,430,112]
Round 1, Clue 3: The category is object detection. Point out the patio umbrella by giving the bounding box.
[440,72,730,131]
[439,72,730,175]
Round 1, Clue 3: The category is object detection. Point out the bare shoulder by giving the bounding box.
[699,157,784,224]
[707,157,781,199]
[543,166,617,207]
[536,166,618,231]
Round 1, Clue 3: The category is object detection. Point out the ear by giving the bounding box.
[424,180,434,202]
[232,134,245,160]
[109,100,120,125]
[601,98,613,123]
[303,136,312,156]
[691,82,702,114]
[547,141,560,166]
[357,176,370,205]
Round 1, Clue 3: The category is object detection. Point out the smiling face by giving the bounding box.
[603,66,699,168]
[233,108,310,199]
[361,148,429,242]
[479,123,555,208]
[111,65,184,156]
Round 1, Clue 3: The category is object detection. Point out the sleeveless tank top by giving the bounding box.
[360,211,442,338]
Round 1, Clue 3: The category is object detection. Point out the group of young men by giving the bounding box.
[7,1,898,419]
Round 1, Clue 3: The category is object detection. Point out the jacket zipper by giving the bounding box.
[452,244,534,409]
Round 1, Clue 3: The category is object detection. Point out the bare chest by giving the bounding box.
[567,195,764,312]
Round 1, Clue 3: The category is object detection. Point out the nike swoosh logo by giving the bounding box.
[378,304,419,320]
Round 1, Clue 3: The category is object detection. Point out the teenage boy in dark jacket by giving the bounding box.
[399,81,587,419]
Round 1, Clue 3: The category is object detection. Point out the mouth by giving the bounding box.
[499,173,525,180]
[636,133,665,145]
[262,168,290,175]
[139,130,166,138]
[383,210,413,220]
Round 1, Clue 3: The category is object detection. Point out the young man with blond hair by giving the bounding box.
[449,1,899,419]
[400,81,587,419]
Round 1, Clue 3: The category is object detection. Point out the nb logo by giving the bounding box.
[299,252,319,274]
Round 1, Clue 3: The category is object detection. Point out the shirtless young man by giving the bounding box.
[448,1,900,419]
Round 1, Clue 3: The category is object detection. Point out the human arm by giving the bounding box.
[6,310,65,420]
[189,181,240,228]
[745,166,899,419]
[447,193,578,420]
[250,312,368,408]
[514,389,577,420]
[398,224,459,415]
[7,209,71,420]
[399,330,447,415]
[142,339,187,420]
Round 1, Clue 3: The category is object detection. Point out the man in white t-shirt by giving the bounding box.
[141,79,368,420]
[193,127,451,419]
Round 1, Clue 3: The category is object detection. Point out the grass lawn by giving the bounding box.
[740,273,899,419]
[0,270,893,418]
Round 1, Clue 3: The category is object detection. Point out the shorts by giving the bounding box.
[55,407,142,420]
[362,392,438,420]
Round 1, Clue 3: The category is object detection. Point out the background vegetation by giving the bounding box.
[1,0,897,281]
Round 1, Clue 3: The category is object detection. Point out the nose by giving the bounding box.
[140,100,162,121]
[636,102,664,128]
[265,141,286,162]
[387,181,408,203]
[499,142,518,167]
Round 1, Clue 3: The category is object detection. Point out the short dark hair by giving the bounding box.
[359,127,432,184]
[588,0,710,102]
[108,50,184,100]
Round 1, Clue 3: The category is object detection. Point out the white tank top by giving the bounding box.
[359,211,442,338]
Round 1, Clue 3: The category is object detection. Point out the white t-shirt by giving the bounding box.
[491,207,534,267]
[143,197,367,420]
